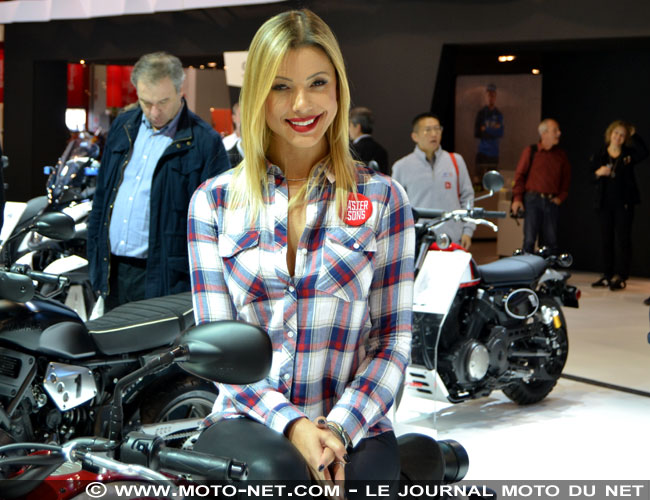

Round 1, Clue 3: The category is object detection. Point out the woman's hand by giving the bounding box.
[595,165,612,177]
[285,417,348,483]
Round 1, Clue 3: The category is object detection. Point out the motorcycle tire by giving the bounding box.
[140,375,218,424]
[502,295,569,405]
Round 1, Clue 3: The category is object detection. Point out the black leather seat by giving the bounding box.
[477,255,547,286]
[87,292,195,356]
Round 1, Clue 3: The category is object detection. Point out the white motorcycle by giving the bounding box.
[404,171,579,406]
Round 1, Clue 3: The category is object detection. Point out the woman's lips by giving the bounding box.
[286,114,322,133]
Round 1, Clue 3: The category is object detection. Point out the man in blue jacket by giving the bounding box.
[87,52,230,310]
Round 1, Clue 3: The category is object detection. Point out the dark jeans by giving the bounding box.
[523,191,560,254]
[596,205,634,280]
[105,254,146,311]
[194,419,401,499]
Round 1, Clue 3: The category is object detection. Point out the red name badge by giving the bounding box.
[445,181,452,190]
[344,193,372,226]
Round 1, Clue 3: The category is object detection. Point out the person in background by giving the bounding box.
[349,106,389,175]
[87,51,230,310]
[188,9,414,497]
[590,120,648,292]
[474,83,504,185]
[392,113,474,250]
[0,143,5,234]
[223,101,243,166]
[511,119,571,255]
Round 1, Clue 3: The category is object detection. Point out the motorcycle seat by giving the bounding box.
[86,292,195,356]
[477,255,547,286]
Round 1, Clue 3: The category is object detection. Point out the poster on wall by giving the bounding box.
[454,74,542,185]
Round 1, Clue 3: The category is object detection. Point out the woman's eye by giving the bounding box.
[272,83,288,91]
[312,79,328,87]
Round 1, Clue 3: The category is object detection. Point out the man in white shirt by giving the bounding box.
[392,113,475,249]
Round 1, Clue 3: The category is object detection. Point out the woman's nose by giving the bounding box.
[292,88,309,112]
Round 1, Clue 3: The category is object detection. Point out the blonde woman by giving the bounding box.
[188,9,414,494]
[590,121,648,291]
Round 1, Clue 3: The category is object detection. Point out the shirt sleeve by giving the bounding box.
[327,180,415,446]
[557,151,571,203]
[456,154,476,237]
[512,146,532,203]
[187,184,307,434]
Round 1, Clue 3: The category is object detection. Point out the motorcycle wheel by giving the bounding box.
[140,375,218,423]
[502,295,569,405]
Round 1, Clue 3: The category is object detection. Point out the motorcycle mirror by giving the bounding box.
[30,212,76,241]
[482,170,504,193]
[0,270,35,302]
[179,320,273,385]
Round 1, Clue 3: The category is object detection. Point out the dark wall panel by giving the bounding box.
[543,49,650,277]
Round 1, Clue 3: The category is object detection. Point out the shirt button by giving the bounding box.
[288,332,294,338]
[129,197,133,201]
[288,286,295,293]
[143,155,147,160]
[136,176,141,180]
[283,373,290,380]
[353,242,360,249]
[301,248,308,254]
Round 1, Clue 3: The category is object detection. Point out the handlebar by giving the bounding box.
[413,206,507,222]
[158,447,248,481]
[0,434,248,494]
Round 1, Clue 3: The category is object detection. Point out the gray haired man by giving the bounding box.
[87,52,231,310]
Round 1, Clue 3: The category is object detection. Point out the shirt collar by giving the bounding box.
[414,145,442,166]
[353,134,372,145]
[141,100,184,139]
[267,158,336,184]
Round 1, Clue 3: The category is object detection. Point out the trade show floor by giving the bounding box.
[394,246,650,481]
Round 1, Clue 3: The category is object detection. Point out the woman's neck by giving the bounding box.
[267,137,329,179]
[607,144,622,157]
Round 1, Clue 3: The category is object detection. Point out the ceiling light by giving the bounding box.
[532,68,540,75]
[207,62,217,68]
[498,55,516,63]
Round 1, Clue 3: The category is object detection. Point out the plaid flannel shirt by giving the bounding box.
[187,161,414,447]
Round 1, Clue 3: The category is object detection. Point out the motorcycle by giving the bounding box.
[4,131,100,320]
[0,319,271,499]
[0,321,468,500]
[405,171,580,406]
[0,212,219,450]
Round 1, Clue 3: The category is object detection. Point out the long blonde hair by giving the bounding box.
[229,9,356,219]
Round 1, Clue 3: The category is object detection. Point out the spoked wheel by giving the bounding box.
[140,375,218,423]
[502,295,569,405]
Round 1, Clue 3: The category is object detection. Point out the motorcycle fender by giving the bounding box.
[413,250,471,314]
[42,255,89,275]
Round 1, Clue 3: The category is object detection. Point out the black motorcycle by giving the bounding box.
[0,212,218,448]
[406,171,580,405]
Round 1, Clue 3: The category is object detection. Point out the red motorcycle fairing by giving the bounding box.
[25,465,161,500]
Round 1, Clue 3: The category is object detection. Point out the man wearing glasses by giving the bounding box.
[392,113,475,250]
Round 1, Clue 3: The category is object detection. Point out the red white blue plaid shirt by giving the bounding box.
[187,161,414,446]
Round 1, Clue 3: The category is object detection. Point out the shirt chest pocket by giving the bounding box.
[315,226,377,302]
[218,229,266,306]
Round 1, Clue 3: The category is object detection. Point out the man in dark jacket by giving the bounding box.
[349,107,389,175]
[87,52,230,310]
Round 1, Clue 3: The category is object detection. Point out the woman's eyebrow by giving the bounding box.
[274,70,330,82]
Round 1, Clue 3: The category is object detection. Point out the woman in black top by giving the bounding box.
[591,120,648,290]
